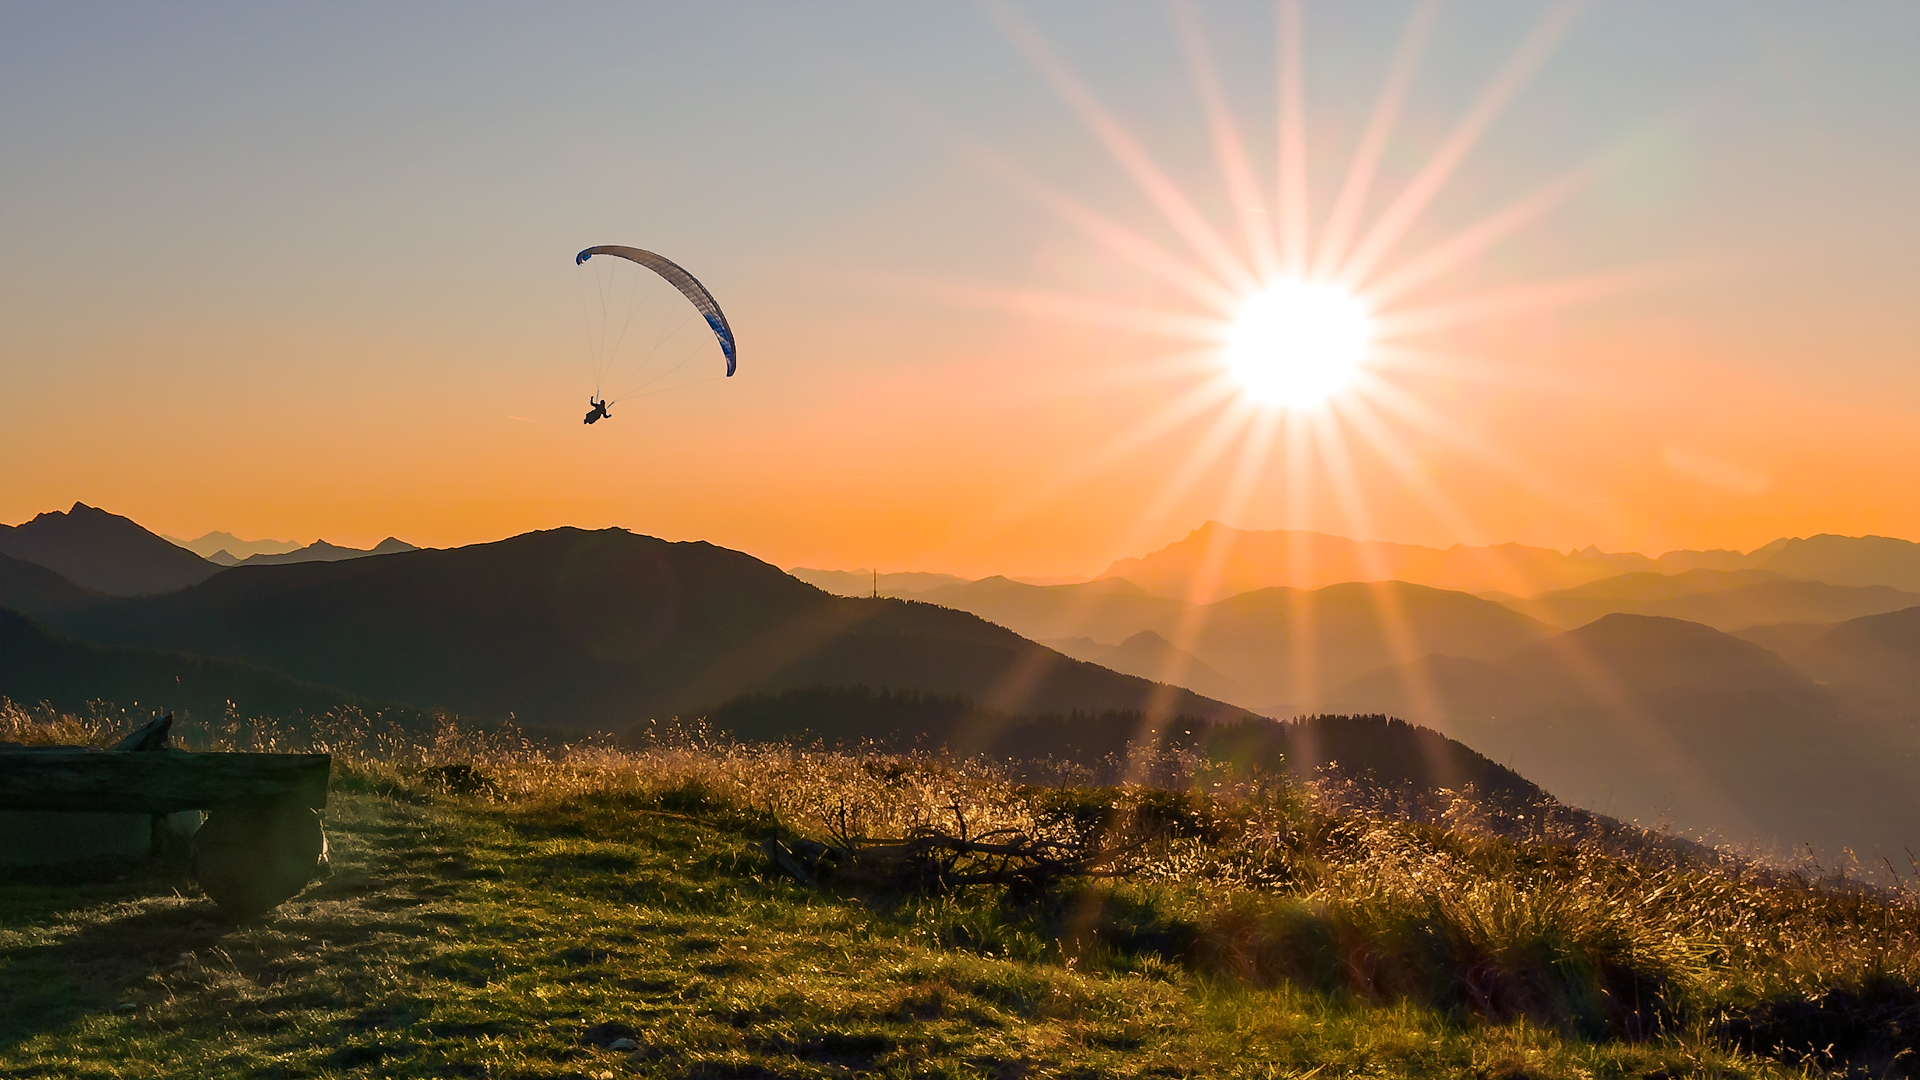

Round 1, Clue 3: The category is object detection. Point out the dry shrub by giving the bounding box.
[1189,823,1705,1036]
[0,699,126,746]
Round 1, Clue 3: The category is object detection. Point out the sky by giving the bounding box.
[2,0,1916,578]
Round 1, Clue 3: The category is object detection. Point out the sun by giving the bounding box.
[936,1,1616,566]
[1220,279,1374,409]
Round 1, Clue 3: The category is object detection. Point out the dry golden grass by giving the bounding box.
[4,701,1917,1077]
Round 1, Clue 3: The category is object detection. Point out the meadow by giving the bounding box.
[1,702,1915,1079]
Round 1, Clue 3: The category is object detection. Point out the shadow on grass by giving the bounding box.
[1720,973,1920,1079]
[0,797,423,1057]
[0,857,233,1051]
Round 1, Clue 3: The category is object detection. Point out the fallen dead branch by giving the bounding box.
[765,821,1158,894]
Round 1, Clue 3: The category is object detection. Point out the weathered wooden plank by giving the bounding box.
[0,752,330,813]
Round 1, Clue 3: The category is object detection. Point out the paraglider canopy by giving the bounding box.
[575,246,736,376]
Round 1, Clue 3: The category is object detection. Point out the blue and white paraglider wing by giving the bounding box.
[575,245,736,376]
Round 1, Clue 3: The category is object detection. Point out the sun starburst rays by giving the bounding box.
[968,2,1591,499]
[1311,0,1437,281]
[1171,2,1281,284]
[971,0,1602,439]
[1333,1,1585,290]
[1275,0,1311,279]
[990,2,1261,296]
[918,2,1681,723]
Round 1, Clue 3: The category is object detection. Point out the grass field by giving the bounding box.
[2,706,1916,1078]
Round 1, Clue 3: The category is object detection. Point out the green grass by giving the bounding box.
[2,706,1916,1078]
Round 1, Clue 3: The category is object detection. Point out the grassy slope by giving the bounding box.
[0,795,1693,1079]
[7,775,1909,1079]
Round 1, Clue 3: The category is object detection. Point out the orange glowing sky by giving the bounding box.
[2,2,1915,578]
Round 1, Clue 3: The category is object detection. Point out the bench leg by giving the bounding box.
[190,799,329,920]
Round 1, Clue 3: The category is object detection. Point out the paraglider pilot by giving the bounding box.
[584,397,611,425]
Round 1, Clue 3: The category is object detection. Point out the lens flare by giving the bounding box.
[1222,280,1374,408]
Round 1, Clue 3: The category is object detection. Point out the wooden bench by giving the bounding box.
[1,716,333,919]
[0,750,330,814]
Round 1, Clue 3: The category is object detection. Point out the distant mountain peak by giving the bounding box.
[1095,629,1249,705]
[1571,610,1742,639]
[166,530,303,560]
[1101,522,1920,601]
[1103,523,1659,601]
[235,537,420,566]
[0,503,219,596]
[1754,534,1920,590]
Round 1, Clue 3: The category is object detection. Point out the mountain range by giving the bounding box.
[1102,522,1659,599]
[221,537,419,566]
[1036,631,1252,704]
[161,530,420,566]
[859,575,1552,708]
[1098,521,1920,601]
[35,528,1244,731]
[166,530,305,561]
[1496,569,1920,631]
[1311,612,1920,862]
[0,507,1539,810]
[799,538,1919,717]
[4,500,1916,866]
[1738,606,1920,709]
[0,503,218,595]
[1090,630,1251,705]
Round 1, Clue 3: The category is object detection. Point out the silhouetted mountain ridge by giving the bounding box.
[1541,568,1790,600]
[1314,613,1918,863]
[893,575,1552,709]
[1739,606,1920,703]
[0,503,219,595]
[695,685,1552,805]
[1502,569,1920,631]
[1093,630,1251,704]
[778,528,1919,705]
[1754,534,1920,591]
[167,531,303,562]
[1098,522,1920,600]
[1178,581,1556,708]
[233,537,419,566]
[0,608,399,726]
[0,552,105,619]
[1103,523,1661,599]
[46,528,1250,731]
